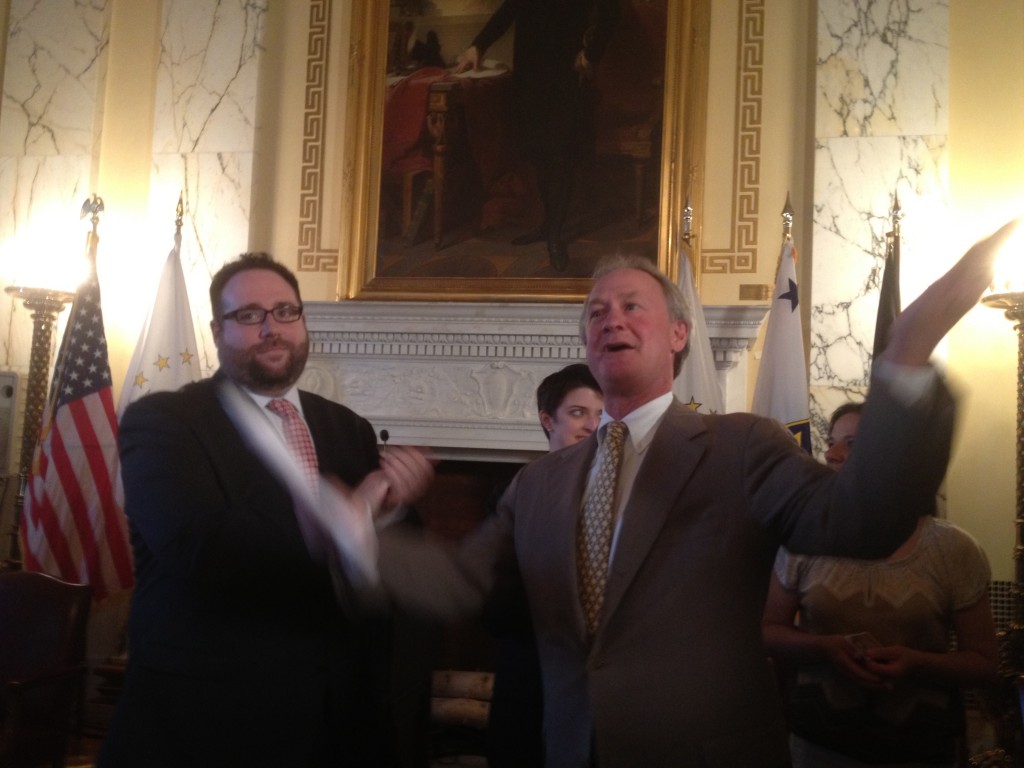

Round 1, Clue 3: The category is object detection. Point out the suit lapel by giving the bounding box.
[532,437,596,640]
[598,401,709,634]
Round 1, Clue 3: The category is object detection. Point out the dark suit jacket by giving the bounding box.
[472,0,619,154]
[379,376,955,768]
[100,376,413,767]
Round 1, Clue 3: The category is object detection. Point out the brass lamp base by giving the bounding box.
[2,286,75,568]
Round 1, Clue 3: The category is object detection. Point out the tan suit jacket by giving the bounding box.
[379,376,955,767]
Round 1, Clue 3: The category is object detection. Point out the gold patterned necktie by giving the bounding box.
[578,420,628,634]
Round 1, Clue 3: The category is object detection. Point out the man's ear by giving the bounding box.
[671,319,689,353]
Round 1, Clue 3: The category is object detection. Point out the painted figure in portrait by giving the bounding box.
[377,0,667,283]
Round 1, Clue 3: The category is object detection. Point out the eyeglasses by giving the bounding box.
[221,305,304,325]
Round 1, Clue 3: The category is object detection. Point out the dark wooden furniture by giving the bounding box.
[0,571,92,768]
[385,68,513,250]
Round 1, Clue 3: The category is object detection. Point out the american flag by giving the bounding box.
[21,232,134,600]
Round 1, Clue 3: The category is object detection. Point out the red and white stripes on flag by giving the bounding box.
[21,234,133,601]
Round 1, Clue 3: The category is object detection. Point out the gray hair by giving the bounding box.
[579,254,692,377]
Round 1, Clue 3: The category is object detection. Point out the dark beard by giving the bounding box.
[222,336,310,393]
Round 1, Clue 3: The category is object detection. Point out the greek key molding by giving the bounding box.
[296,0,335,272]
[702,0,763,274]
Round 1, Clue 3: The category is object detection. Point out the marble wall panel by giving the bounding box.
[809,0,949,455]
[817,0,949,138]
[147,0,267,379]
[0,0,108,156]
[152,0,265,154]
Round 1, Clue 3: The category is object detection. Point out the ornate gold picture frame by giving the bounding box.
[336,0,708,301]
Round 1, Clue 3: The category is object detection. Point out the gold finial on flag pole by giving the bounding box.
[890,188,902,237]
[782,192,794,242]
[884,189,901,272]
[80,194,105,231]
[175,192,184,233]
[79,194,105,269]
[683,192,693,246]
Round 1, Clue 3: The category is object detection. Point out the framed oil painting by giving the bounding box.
[337,0,709,301]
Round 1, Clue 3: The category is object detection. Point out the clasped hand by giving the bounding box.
[321,444,436,525]
[828,635,916,690]
[300,445,435,582]
[363,444,437,515]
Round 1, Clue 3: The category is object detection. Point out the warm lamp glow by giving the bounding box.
[0,211,90,292]
[991,222,1024,294]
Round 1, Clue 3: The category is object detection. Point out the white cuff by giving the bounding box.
[873,359,938,406]
[318,477,380,587]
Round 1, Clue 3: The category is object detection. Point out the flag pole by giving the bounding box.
[782,192,794,243]
[872,189,902,360]
[683,191,693,246]
[81,193,105,252]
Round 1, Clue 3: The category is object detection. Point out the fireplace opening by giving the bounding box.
[412,459,526,672]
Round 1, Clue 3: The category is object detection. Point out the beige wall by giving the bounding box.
[946,0,1024,581]
[697,2,814,403]
[96,0,162,387]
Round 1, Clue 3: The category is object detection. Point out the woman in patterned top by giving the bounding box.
[762,402,999,767]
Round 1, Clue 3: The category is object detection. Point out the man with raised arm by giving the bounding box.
[306,220,1020,767]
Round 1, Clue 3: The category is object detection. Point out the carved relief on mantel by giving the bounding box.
[301,301,767,462]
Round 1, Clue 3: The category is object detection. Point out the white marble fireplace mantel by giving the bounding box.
[302,301,767,462]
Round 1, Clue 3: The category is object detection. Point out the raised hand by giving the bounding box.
[882,217,1023,366]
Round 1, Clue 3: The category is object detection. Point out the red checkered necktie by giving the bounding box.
[266,398,320,497]
[577,420,628,635]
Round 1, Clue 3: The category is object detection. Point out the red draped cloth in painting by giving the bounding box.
[381,66,538,233]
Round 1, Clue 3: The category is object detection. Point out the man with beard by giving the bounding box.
[100,253,434,767]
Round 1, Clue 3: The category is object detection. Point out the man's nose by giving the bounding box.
[258,314,281,335]
[603,305,624,328]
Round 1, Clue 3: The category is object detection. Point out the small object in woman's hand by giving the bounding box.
[845,631,881,654]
